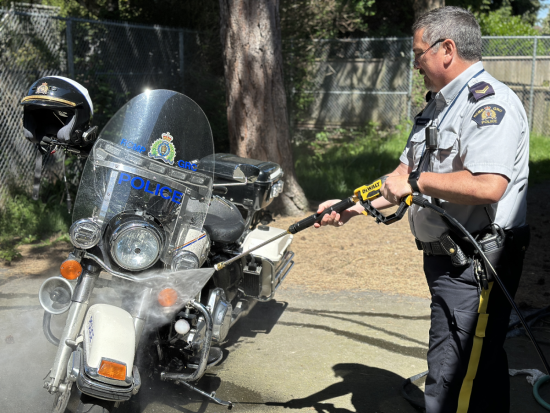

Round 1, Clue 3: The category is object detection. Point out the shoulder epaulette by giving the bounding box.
[469,81,495,102]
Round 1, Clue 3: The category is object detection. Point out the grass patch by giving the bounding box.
[293,121,411,200]
[294,125,550,201]
[529,133,550,184]
[0,187,71,264]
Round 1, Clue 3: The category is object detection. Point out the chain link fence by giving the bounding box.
[289,36,550,135]
[2,7,550,200]
[0,6,216,203]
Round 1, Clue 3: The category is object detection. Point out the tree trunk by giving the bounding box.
[219,0,309,216]
[413,0,445,21]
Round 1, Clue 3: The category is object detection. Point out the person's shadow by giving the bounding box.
[283,363,424,413]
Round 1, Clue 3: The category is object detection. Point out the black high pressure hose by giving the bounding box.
[411,195,550,375]
[401,196,550,411]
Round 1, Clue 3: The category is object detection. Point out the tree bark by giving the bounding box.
[413,0,445,21]
[219,0,309,216]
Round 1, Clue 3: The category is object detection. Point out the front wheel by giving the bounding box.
[75,395,115,413]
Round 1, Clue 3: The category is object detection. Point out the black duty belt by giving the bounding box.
[415,232,472,267]
[415,239,447,256]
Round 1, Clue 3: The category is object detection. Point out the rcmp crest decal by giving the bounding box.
[36,82,49,95]
[149,132,176,165]
[472,105,506,127]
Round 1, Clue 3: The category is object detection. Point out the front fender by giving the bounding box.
[82,304,135,385]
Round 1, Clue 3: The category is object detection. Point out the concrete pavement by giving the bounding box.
[0,270,549,412]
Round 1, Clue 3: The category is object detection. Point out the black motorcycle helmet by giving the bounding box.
[20,76,94,153]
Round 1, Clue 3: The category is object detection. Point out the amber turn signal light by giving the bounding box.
[158,288,178,307]
[60,260,83,280]
[98,359,126,381]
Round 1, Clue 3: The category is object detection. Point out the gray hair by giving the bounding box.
[412,6,482,62]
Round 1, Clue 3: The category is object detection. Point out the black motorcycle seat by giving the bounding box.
[203,196,246,243]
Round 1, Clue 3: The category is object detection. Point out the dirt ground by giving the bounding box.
[3,181,550,308]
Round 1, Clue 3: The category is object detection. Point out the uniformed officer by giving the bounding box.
[315,6,530,413]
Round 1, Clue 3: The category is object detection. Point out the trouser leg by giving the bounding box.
[423,255,480,413]
[423,247,524,413]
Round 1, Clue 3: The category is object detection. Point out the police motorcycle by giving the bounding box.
[26,81,294,412]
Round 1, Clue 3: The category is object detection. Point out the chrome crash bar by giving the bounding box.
[160,301,232,407]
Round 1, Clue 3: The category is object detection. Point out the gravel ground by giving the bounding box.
[3,181,550,308]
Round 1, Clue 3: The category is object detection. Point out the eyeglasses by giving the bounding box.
[413,38,446,68]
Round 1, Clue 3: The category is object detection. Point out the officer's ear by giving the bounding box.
[442,39,457,64]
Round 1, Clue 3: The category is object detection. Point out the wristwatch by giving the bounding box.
[408,171,422,193]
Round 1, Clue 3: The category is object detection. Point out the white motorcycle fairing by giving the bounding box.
[82,304,135,385]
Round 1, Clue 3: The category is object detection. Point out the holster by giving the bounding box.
[477,224,530,283]
[439,232,471,267]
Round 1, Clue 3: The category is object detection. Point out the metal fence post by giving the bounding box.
[528,36,537,131]
[179,29,184,92]
[66,17,75,79]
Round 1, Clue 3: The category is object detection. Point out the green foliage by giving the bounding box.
[293,121,410,200]
[529,133,550,184]
[477,6,539,35]
[0,185,72,263]
[281,0,375,40]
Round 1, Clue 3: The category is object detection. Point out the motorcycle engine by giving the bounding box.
[207,288,232,344]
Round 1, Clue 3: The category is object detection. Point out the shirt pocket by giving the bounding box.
[436,130,459,173]
[409,131,426,169]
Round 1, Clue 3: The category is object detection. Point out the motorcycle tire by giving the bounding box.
[75,395,115,413]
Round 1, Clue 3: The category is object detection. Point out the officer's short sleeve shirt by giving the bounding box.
[399,61,529,242]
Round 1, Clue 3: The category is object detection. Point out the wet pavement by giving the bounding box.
[0,271,549,413]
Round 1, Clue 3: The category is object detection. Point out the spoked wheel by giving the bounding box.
[75,395,115,413]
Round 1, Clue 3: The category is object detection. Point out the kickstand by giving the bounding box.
[175,380,233,409]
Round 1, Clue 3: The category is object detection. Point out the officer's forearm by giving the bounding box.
[417,170,509,204]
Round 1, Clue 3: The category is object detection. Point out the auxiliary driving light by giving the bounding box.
[108,217,164,271]
[70,218,101,249]
[171,250,199,272]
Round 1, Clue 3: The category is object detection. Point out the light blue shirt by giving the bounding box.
[400,61,529,242]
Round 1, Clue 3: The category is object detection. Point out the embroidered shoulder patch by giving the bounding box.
[472,105,506,127]
[469,81,495,101]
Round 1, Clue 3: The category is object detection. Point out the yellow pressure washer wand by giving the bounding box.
[214,177,412,271]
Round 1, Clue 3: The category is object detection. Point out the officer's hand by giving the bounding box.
[382,174,413,205]
[314,199,351,228]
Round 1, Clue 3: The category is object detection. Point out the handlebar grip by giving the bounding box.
[288,197,356,234]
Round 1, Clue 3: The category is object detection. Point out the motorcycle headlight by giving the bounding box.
[109,218,164,271]
[70,219,101,249]
[171,250,199,272]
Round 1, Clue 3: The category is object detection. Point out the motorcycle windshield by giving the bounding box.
[73,90,214,266]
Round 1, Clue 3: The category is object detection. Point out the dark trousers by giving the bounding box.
[423,238,525,413]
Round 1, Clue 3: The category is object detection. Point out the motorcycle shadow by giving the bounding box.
[225,298,288,342]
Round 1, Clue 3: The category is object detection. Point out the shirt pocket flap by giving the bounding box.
[438,131,458,150]
[453,309,479,335]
